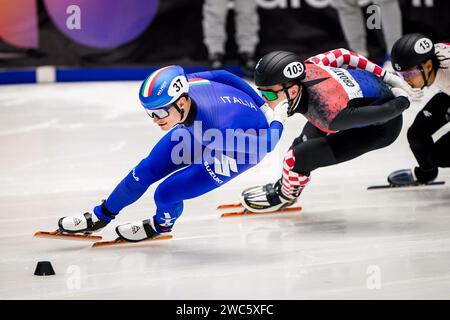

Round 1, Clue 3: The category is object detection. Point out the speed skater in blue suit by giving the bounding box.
[57,65,289,242]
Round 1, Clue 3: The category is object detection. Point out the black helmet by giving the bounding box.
[391,33,435,71]
[254,51,306,87]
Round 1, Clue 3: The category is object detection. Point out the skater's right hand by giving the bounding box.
[260,103,274,123]
[383,71,424,101]
[391,87,409,99]
[446,107,450,122]
[272,99,289,125]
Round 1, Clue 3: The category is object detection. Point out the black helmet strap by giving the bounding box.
[418,63,435,89]
[418,64,428,89]
[174,104,184,122]
[282,83,302,116]
[175,93,189,124]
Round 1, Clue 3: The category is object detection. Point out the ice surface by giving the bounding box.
[0,81,449,299]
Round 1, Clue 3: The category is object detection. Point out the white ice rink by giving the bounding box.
[0,81,449,299]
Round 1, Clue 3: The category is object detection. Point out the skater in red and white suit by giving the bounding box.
[387,33,450,186]
[240,48,420,212]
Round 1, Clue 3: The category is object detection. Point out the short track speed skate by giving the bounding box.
[92,219,173,247]
[218,182,302,218]
[34,212,108,242]
[368,168,445,190]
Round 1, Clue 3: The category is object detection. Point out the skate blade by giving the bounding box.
[220,206,302,218]
[92,234,173,247]
[367,181,445,190]
[217,202,242,209]
[34,230,102,241]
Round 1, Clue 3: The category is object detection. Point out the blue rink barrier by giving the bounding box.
[0,70,37,84]
[0,65,244,84]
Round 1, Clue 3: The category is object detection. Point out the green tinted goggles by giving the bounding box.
[258,88,284,101]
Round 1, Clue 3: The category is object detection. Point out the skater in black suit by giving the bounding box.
[388,34,450,186]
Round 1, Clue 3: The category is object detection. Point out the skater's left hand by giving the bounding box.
[446,107,450,122]
[383,71,424,101]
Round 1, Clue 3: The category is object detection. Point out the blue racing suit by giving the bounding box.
[94,71,282,232]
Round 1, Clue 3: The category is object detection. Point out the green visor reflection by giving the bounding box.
[259,90,279,101]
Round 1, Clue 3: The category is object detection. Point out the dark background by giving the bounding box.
[1,0,449,68]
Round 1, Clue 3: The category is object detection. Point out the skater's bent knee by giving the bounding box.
[154,184,182,206]
[377,131,399,148]
[407,124,429,145]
